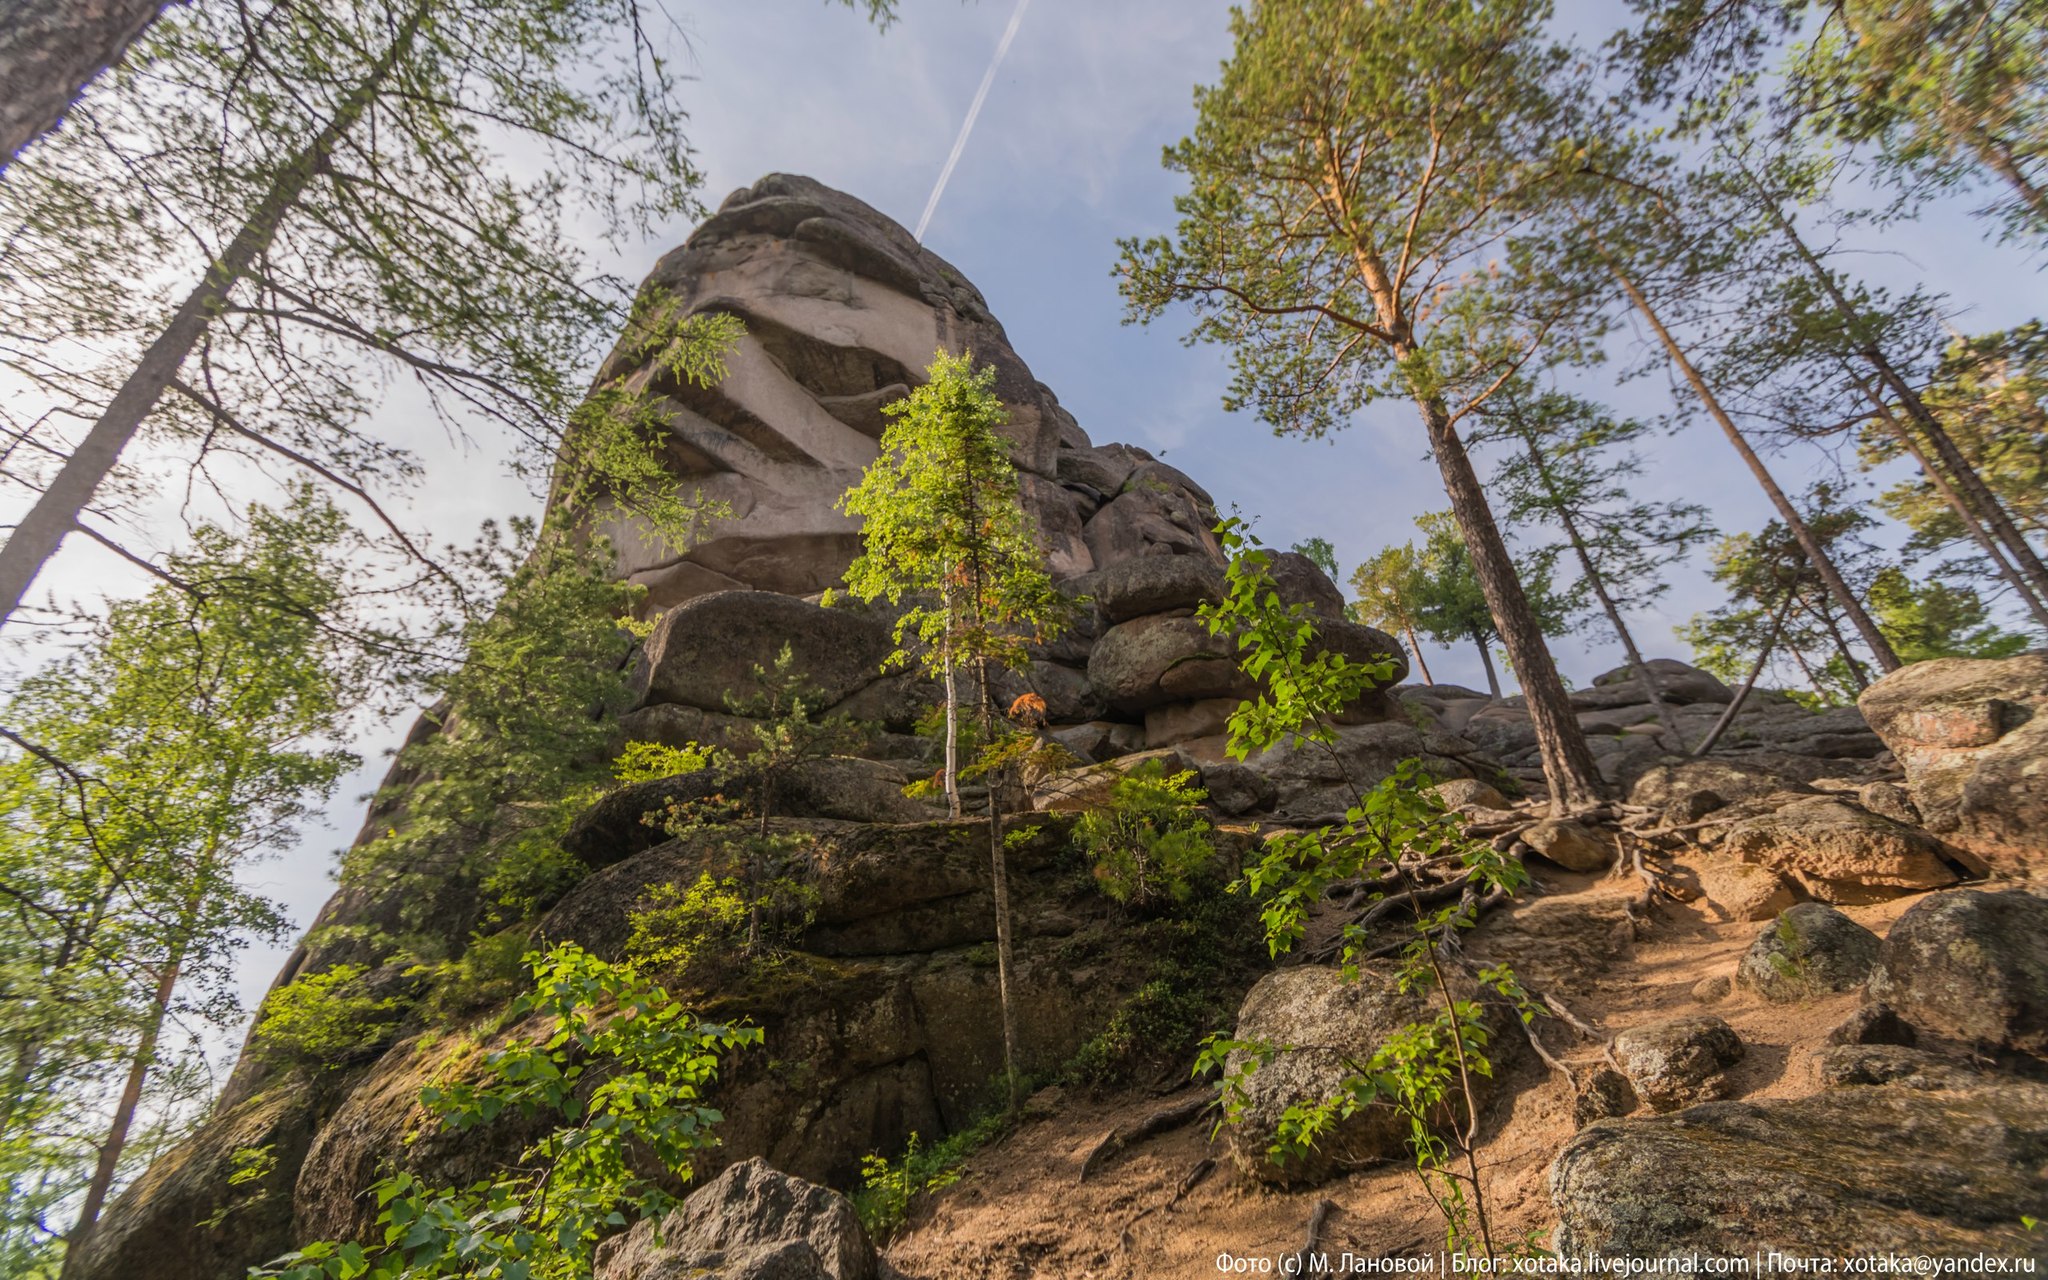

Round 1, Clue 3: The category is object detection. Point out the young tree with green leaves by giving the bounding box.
[1117,0,1612,810]
[0,490,375,1271]
[1404,512,1572,701]
[1476,383,1716,737]
[1350,545,1435,687]
[1867,568,2030,664]
[839,350,1065,1111]
[0,0,894,628]
[1289,538,1341,585]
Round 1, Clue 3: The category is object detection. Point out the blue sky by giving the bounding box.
[167,0,2037,1022]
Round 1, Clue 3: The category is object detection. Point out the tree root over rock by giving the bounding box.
[1078,1092,1215,1183]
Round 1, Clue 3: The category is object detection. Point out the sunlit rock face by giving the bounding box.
[580,173,1133,608]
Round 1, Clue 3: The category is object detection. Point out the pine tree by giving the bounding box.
[1117,0,1611,810]
[839,350,1064,1111]
[1349,545,1435,687]
[1405,512,1573,701]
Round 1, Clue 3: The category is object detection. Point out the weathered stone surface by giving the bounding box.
[596,1158,876,1280]
[1735,903,1881,1002]
[1081,487,1219,566]
[1860,654,2048,875]
[1144,697,1237,748]
[1055,441,1149,497]
[1574,659,1733,708]
[1080,554,1225,624]
[1086,614,1247,715]
[1690,974,1733,1004]
[1224,965,1515,1187]
[1626,759,1813,817]
[1030,748,1194,813]
[1264,551,1347,620]
[1609,1016,1745,1112]
[1242,723,1490,818]
[1431,778,1508,811]
[642,591,893,713]
[1722,794,1959,903]
[1550,1069,2048,1259]
[561,758,928,867]
[1867,889,2048,1057]
[1695,861,1797,923]
[1826,1004,1917,1047]
[1196,759,1278,816]
[1522,819,1613,872]
[1572,1068,1639,1128]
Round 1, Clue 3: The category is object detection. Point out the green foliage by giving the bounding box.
[1074,761,1217,909]
[612,741,718,785]
[256,944,759,1280]
[1290,537,1341,584]
[252,965,404,1073]
[1867,568,2030,663]
[1199,516,1393,759]
[852,1115,1008,1242]
[1192,518,1534,1258]
[0,489,378,1268]
[623,871,819,987]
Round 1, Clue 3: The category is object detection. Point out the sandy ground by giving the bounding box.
[881,858,1946,1280]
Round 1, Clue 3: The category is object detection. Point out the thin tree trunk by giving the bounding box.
[0,2,430,627]
[1806,597,1871,694]
[1403,624,1434,685]
[1692,593,1794,756]
[941,623,961,818]
[1402,376,1604,811]
[1855,379,2048,632]
[64,923,189,1266]
[1975,130,2048,232]
[1604,259,1902,674]
[1517,429,1682,740]
[0,0,167,176]
[1473,633,1503,700]
[975,656,1021,1114]
[1747,184,2048,608]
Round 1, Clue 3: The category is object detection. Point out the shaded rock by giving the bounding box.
[1082,555,1224,624]
[1826,1004,1917,1047]
[1609,1015,1745,1111]
[596,1158,876,1280]
[1082,487,1219,565]
[1572,1068,1638,1128]
[1722,794,1958,903]
[1860,653,2048,875]
[1867,889,2048,1057]
[1196,759,1278,817]
[1522,819,1612,872]
[1223,965,1516,1188]
[1243,723,1488,818]
[561,758,927,867]
[1858,779,1921,826]
[1144,697,1237,748]
[1265,551,1347,620]
[1811,1043,1970,1090]
[1695,862,1797,923]
[1735,903,1881,1002]
[1029,748,1193,813]
[1086,614,1247,715]
[1056,442,1149,497]
[642,591,892,714]
[1581,658,1733,706]
[1550,1071,2048,1258]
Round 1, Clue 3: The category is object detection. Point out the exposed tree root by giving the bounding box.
[1169,1157,1216,1208]
[1292,1199,1337,1275]
[1078,1093,1214,1183]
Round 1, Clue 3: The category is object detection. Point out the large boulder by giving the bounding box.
[1550,1069,2048,1259]
[640,591,893,713]
[1078,555,1225,624]
[1860,654,2048,876]
[1086,614,1249,714]
[1867,889,2048,1058]
[1241,722,1490,818]
[1721,794,1959,903]
[1573,659,1733,709]
[1222,965,1516,1188]
[1626,758,1814,819]
[1734,902,1881,1002]
[596,1158,877,1280]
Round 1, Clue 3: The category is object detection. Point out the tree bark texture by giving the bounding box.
[0,0,167,177]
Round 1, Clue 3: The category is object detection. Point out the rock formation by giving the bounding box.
[71,174,2048,1279]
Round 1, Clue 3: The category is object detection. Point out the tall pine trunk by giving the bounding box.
[1692,592,1795,756]
[1604,259,1902,675]
[0,0,166,176]
[1517,429,1681,741]
[0,2,430,626]
[940,622,961,818]
[974,652,1020,1114]
[1405,377,1603,811]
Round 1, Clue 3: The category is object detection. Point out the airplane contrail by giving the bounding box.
[913,0,1033,243]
